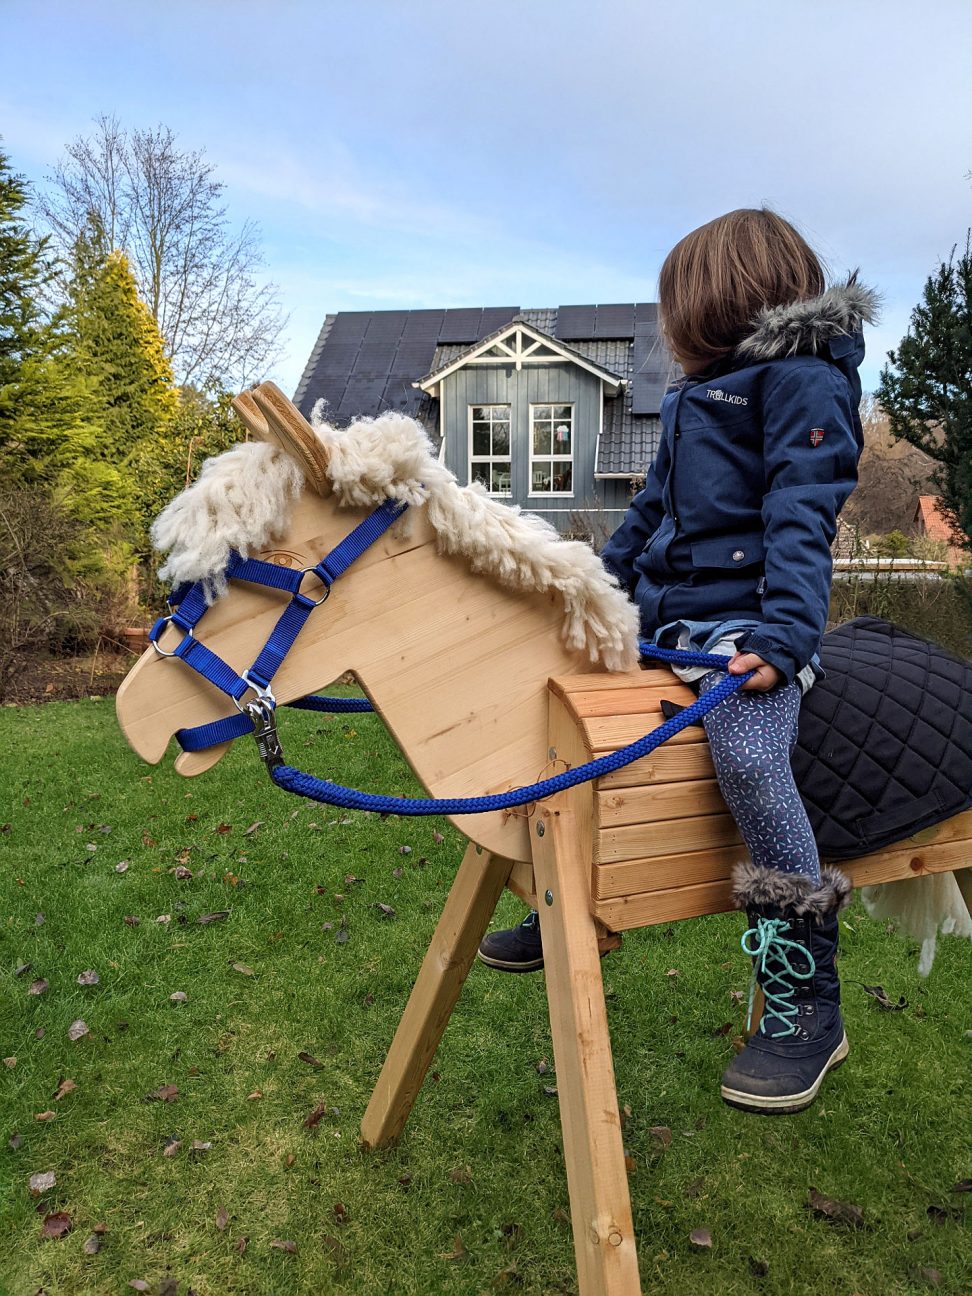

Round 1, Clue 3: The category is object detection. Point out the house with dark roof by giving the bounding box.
[294,304,674,539]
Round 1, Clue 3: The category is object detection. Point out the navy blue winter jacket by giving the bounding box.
[601,279,880,684]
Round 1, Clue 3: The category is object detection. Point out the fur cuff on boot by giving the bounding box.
[732,863,852,922]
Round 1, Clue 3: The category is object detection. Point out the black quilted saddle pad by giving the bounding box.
[792,617,972,859]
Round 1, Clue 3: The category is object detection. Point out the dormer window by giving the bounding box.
[469,404,512,494]
[530,404,574,495]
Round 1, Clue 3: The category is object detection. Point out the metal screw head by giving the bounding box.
[544,889,554,906]
[535,820,545,837]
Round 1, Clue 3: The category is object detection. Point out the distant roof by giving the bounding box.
[293,303,673,476]
[915,495,963,543]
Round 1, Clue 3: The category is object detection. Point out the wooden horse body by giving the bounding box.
[116,384,972,1296]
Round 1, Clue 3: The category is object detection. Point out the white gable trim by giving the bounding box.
[415,322,624,397]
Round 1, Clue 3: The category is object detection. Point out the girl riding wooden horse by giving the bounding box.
[480,208,879,1115]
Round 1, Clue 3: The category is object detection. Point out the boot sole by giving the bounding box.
[720,1033,850,1115]
[476,951,544,973]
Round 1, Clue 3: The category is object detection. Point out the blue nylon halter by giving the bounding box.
[149,502,751,813]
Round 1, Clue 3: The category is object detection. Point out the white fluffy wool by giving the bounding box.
[862,873,972,976]
[152,442,305,599]
[151,409,641,671]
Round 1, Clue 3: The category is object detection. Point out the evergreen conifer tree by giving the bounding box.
[878,238,972,547]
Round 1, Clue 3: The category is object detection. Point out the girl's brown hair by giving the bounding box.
[658,208,825,372]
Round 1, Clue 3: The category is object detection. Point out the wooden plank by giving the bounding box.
[597,811,741,864]
[596,745,718,788]
[595,834,972,929]
[594,845,745,901]
[551,669,673,697]
[532,692,641,1294]
[563,682,698,719]
[360,844,513,1148]
[597,778,727,828]
[584,711,708,752]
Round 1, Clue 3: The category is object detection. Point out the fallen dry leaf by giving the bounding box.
[215,1205,229,1231]
[689,1228,712,1249]
[30,1171,56,1195]
[28,979,49,996]
[169,991,187,1002]
[3,1056,15,1068]
[83,1232,101,1255]
[172,865,193,880]
[128,1282,149,1292]
[440,1233,468,1261]
[197,911,229,925]
[303,1102,328,1130]
[53,1078,76,1101]
[376,902,396,918]
[807,1188,866,1228]
[298,1051,324,1069]
[649,1126,673,1147]
[77,970,100,987]
[41,1211,72,1239]
[244,821,264,836]
[162,1137,181,1158]
[67,1020,89,1042]
[35,1110,56,1122]
[856,982,907,1011]
[432,830,445,845]
[145,1084,179,1103]
[270,1239,297,1253]
[189,1140,212,1155]
[231,962,255,977]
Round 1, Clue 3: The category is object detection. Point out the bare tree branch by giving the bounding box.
[38,117,287,387]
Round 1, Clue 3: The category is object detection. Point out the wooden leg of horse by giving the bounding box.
[532,802,641,1296]
[360,841,513,1149]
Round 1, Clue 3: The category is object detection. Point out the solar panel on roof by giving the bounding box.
[351,342,398,377]
[593,304,636,338]
[317,342,362,376]
[327,312,372,344]
[555,305,596,339]
[631,323,671,413]
[362,311,408,342]
[477,307,519,337]
[337,376,389,420]
[438,309,482,343]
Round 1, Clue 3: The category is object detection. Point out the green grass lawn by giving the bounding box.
[1,696,969,1296]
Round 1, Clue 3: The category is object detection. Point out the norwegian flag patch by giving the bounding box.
[809,427,825,447]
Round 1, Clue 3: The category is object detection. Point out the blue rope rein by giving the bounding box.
[268,645,749,816]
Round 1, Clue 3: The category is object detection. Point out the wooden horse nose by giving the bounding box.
[232,381,331,496]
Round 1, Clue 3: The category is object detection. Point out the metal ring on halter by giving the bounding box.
[150,617,195,659]
[233,671,277,713]
[298,566,331,607]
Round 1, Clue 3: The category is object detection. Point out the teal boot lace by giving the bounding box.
[741,917,816,1036]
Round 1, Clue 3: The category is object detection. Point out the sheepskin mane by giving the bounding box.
[151,408,641,672]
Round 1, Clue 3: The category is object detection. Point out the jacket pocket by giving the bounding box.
[690,532,766,570]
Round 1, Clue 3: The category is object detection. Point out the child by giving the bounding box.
[479,208,879,1114]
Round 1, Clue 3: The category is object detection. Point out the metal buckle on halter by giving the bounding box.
[233,670,277,712]
[297,565,332,607]
[244,695,284,771]
[150,615,195,658]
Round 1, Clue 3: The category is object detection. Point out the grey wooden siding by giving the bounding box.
[440,362,634,539]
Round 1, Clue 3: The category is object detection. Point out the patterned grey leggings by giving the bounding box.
[698,672,820,882]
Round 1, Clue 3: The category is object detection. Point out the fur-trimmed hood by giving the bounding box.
[735,275,880,363]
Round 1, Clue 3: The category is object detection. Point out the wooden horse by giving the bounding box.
[116,382,972,1296]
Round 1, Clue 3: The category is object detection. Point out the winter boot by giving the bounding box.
[478,910,545,972]
[720,864,851,1115]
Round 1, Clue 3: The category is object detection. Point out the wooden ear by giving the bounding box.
[232,381,331,495]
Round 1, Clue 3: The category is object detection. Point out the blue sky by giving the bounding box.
[4,0,971,394]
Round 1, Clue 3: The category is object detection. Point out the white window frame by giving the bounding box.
[528,402,575,497]
[468,403,512,495]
